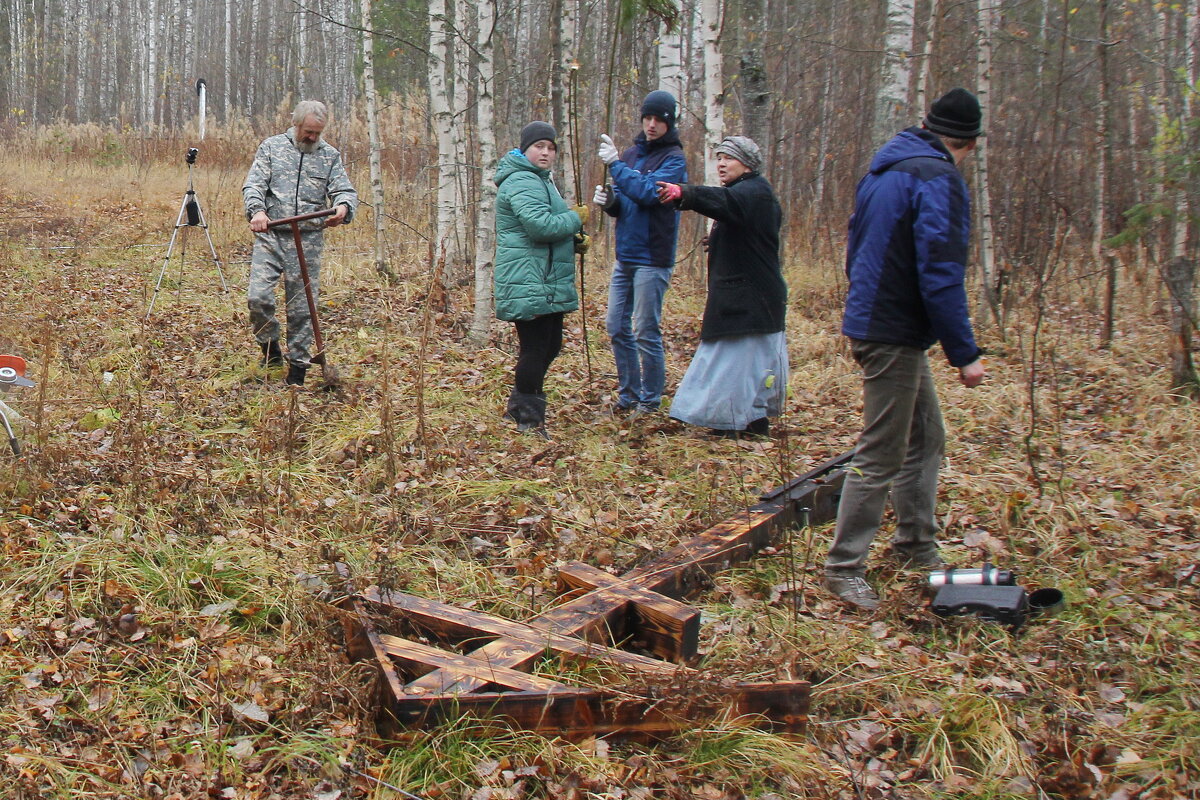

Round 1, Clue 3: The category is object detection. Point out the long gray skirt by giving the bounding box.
[668,331,789,430]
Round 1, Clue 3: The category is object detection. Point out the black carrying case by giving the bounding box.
[931,584,1029,628]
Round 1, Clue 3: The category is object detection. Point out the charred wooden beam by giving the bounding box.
[380,680,810,740]
[376,634,578,692]
[557,561,700,663]
[357,587,687,694]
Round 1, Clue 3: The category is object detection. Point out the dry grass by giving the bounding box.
[0,134,1197,799]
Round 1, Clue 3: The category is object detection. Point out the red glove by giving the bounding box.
[656,181,682,204]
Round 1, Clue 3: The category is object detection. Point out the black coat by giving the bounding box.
[678,173,787,340]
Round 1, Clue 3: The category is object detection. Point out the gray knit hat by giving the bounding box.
[519,121,557,153]
[715,136,763,173]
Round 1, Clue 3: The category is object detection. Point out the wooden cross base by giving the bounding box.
[340,452,851,740]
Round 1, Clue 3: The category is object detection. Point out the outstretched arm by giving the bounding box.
[656,181,749,226]
[609,151,688,207]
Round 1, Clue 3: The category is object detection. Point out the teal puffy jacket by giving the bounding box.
[493,149,582,322]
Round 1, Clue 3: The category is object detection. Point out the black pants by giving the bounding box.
[513,313,565,395]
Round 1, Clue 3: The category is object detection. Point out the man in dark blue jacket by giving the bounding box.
[825,88,988,611]
[594,90,688,413]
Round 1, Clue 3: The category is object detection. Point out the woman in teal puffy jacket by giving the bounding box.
[493,121,587,434]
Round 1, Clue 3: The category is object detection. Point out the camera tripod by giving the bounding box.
[146,148,228,319]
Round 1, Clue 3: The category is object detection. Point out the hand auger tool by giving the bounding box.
[0,354,35,456]
[266,208,341,389]
[146,147,228,320]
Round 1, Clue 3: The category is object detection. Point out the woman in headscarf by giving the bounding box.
[656,136,788,437]
[493,121,589,436]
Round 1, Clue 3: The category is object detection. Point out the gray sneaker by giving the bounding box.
[824,574,880,611]
[891,548,947,570]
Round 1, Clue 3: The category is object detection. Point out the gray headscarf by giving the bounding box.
[715,136,763,173]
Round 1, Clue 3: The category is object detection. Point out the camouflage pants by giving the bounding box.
[247,229,324,367]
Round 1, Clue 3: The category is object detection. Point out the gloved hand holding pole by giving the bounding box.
[598,134,620,166]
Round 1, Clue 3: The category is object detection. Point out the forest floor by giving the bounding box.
[0,139,1197,800]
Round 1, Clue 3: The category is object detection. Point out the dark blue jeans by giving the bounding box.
[605,260,673,409]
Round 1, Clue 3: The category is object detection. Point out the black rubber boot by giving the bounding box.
[260,340,284,368]
[285,363,307,386]
[506,391,547,436]
[744,417,770,437]
[502,393,521,423]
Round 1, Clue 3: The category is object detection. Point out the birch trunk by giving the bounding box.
[298,1,310,97]
[360,0,394,283]
[975,0,1001,327]
[429,0,459,287]
[658,1,685,115]
[916,0,939,115]
[224,0,232,121]
[73,0,87,121]
[146,0,159,129]
[701,0,724,188]
[339,0,356,114]
[875,0,916,146]
[1096,0,1116,346]
[183,0,196,121]
[1167,0,1198,393]
[470,0,499,345]
[558,0,580,201]
[550,0,566,165]
[453,0,473,277]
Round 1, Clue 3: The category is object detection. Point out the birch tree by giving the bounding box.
[224,0,232,121]
[1096,0,1117,346]
[1166,0,1198,393]
[975,0,1001,326]
[470,0,499,344]
[875,0,916,146]
[429,0,460,285]
[701,0,724,187]
[558,0,580,200]
[915,0,940,115]
[658,0,685,110]
[361,0,395,283]
[451,0,472,279]
[145,0,159,128]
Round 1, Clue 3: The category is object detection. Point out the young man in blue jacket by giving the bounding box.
[825,88,988,611]
[594,90,688,414]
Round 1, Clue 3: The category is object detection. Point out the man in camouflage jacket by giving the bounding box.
[243,100,358,386]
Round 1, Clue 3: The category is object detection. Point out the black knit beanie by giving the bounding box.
[639,90,677,129]
[923,88,983,138]
[519,121,557,153]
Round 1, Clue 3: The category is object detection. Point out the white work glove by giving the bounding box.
[598,134,620,166]
[592,184,611,206]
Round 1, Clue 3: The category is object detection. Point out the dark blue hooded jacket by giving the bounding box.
[603,128,688,266]
[842,127,980,367]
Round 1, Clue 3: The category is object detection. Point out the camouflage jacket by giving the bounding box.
[242,128,358,231]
